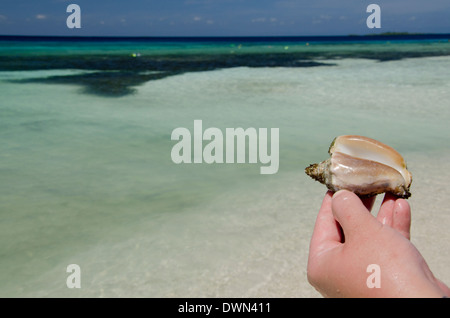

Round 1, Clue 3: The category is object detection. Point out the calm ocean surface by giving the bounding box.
[1,35,450,297]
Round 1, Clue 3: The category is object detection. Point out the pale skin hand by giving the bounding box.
[307,190,450,298]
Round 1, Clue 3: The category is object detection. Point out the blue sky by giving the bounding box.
[0,0,449,36]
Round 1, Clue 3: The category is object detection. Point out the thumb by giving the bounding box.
[331,190,381,241]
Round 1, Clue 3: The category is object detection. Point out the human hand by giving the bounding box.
[307,190,449,298]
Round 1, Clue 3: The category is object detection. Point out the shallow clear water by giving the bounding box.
[0,38,450,297]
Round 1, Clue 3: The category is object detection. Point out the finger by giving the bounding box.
[331,190,381,241]
[436,279,450,297]
[393,198,411,240]
[376,193,411,240]
[309,191,342,254]
[376,192,396,226]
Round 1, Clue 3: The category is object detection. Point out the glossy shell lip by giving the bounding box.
[305,135,412,198]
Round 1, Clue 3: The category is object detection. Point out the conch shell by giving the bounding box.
[305,135,412,198]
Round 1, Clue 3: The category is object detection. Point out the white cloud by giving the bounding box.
[184,0,213,4]
[36,14,47,20]
[251,17,266,23]
[319,14,332,20]
[193,16,202,21]
[312,14,332,24]
[251,17,279,23]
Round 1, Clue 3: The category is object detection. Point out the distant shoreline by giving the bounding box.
[0,33,449,43]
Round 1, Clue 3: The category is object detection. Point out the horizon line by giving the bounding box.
[1,32,450,39]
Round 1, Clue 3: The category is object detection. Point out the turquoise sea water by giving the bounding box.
[1,36,450,297]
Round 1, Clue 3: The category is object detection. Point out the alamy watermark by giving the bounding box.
[171,120,279,175]
[366,4,381,29]
[66,4,81,29]
[66,264,81,288]
[366,264,381,289]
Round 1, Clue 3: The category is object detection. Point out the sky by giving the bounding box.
[0,0,449,37]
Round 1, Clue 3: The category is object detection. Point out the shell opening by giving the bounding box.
[331,135,411,186]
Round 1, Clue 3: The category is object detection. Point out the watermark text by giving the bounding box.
[171,120,279,174]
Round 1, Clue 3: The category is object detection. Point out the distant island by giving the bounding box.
[367,32,425,36]
[348,32,425,37]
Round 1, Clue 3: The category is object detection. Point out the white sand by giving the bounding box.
[180,150,450,298]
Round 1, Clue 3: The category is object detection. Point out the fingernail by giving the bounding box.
[333,189,350,200]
